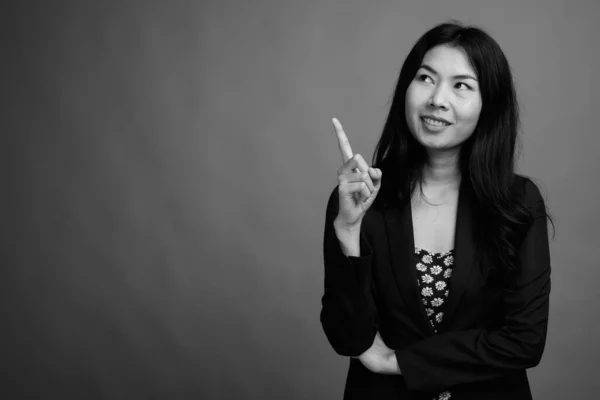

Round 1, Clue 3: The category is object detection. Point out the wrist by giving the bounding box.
[333,218,361,257]
[333,217,361,237]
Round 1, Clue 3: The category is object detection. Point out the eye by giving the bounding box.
[455,82,472,90]
[416,74,434,84]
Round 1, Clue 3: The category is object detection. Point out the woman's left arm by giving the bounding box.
[394,178,551,394]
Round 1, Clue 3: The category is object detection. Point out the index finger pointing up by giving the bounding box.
[332,118,353,163]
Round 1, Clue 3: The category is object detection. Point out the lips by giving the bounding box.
[421,115,452,126]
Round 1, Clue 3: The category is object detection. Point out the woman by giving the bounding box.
[320,22,552,400]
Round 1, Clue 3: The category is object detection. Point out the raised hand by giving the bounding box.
[332,118,382,231]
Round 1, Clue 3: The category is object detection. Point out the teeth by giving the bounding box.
[423,117,450,126]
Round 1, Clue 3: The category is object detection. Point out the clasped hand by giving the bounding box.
[353,331,401,375]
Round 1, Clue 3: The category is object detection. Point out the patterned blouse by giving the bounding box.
[414,247,455,400]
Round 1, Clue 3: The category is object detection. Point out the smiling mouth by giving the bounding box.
[421,116,452,127]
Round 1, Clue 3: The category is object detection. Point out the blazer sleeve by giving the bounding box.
[320,186,378,357]
[395,178,551,394]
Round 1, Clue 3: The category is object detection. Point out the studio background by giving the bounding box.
[2,1,598,399]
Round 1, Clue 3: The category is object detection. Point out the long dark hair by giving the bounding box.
[373,21,551,279]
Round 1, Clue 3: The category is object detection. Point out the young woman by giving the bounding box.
[320,22,552,400]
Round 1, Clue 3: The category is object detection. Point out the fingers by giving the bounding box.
[369,167,382,189]
[340,155,381,184]
[338,182,372,202]
[338,169,382,203]
[338,154,383,202]
[332,118,353,164]
[339,154,368,174]
[353,153,370,172]
[338,171,375,193]
[331,117,383,206]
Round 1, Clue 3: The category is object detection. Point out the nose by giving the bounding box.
[428,83,450,110]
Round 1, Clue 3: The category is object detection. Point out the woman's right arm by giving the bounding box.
[320,187,379,357]
[320,118,383,357]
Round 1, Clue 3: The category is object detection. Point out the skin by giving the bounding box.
[330,44,483,374]
[332,117,381,258]
[405,44,482,157]
[406,44,483,200]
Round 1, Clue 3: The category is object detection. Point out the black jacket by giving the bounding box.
[320,175,551,400]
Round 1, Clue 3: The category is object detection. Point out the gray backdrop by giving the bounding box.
[2,0,599,399]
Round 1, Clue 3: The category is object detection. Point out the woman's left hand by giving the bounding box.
[354,331,401,375]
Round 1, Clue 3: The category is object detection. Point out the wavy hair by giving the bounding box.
[372,21,551,280]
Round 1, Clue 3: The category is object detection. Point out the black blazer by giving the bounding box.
[320,175,551,400]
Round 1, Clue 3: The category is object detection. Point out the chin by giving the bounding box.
[413,134,446,148]
[423,144,455,152]
[417,137,461,152]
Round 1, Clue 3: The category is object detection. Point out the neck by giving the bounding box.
[422,148,462,187]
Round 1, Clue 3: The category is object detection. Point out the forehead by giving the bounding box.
[421,44,476,77]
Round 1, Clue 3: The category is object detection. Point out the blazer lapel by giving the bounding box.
[383,180,478,335]
[384,200,434,336]
[438,180,478,331]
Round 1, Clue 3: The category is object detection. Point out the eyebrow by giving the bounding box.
[419,64,478,81]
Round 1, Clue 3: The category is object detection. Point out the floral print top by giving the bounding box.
[415,247,455,400]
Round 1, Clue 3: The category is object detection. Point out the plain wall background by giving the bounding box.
[2,0,599,399]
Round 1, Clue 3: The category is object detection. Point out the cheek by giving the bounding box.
[405,84,427,117]
[405,88,423,136]
[457,98,482,124]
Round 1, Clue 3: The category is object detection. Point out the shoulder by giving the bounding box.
[514,174,547,217]
[514,174,544,201]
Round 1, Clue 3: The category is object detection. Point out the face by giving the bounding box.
[405,44,482,152]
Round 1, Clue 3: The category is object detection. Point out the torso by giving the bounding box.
[410,182,459,253]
